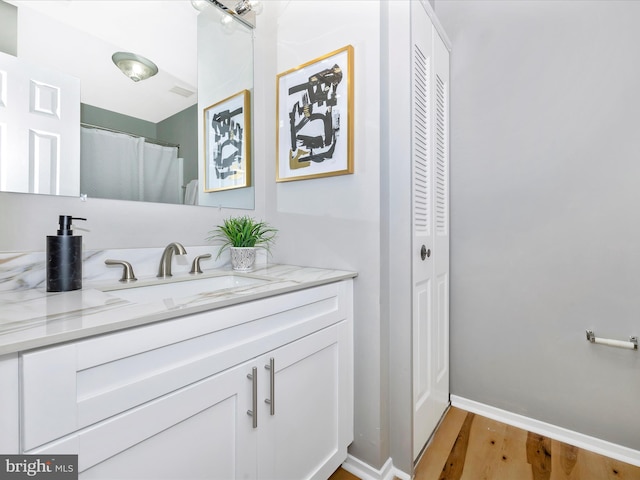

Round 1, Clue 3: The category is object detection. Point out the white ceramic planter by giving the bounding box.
[230,247,256,271]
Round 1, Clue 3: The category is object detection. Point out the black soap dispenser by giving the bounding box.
[46,215,87,292]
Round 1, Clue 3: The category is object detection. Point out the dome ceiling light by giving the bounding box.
[112,52,159,82]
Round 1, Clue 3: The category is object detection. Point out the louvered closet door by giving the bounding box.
[412,5,450,460]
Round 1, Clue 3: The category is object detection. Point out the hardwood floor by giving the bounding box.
[329,407,640,480]
[328,467,360,480]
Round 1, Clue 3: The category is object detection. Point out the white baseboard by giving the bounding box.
[341,455,410,480]
[451,395,640,467]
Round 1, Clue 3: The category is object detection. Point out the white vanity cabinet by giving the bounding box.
[70,358,256,480]
[256,322,350,480]
[18,280,354,480]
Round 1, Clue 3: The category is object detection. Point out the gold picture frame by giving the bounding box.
[276,45,354,182]
[203,89,251,192]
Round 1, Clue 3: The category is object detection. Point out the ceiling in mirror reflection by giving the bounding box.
[8,0,198,123]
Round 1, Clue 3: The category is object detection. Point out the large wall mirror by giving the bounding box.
[0,0,254,209]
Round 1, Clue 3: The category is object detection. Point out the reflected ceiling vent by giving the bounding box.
[169,86,196,98]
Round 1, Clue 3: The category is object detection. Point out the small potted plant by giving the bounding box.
[207,216,277,271]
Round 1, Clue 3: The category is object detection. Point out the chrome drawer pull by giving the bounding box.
[264,357,275,415]
[247,367,258,428]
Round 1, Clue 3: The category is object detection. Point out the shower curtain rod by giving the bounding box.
[80,123,181,151]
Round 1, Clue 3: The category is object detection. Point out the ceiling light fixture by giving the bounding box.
[190,0,210,11]
[234,0,251,15]
[234,0,263,16]
[191,0,263,16]
[220,13,237,34]
[111,52,159,83]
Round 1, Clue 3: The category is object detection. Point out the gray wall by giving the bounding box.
[81,104,156,140]
[158,104,198,183]
[437,0,640,450]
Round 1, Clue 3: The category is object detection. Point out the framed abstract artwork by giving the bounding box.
[203,89,251,192]
[276,45,354,182]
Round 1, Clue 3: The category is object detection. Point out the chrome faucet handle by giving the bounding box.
[190,254,212,274]
[105,259,137,282]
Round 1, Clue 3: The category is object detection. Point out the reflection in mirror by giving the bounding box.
[0,0,254,209]
[197,5,254,209]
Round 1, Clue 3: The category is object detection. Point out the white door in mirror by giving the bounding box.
[0,51,80,196]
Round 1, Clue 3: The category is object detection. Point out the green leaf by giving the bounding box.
[206,216,278,259]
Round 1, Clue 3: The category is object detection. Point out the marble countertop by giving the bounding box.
[0,264,357,355]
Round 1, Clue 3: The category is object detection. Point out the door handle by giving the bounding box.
[421,245,431,260]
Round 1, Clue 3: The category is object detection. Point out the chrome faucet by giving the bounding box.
[157,242,187,278]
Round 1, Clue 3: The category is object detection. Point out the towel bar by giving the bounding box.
[586,330,638,350]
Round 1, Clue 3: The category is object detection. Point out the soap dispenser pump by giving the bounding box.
[46,215,87,292]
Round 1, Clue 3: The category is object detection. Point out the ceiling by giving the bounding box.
[8,0,199,123]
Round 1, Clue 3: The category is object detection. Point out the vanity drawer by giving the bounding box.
[20,281,349,451]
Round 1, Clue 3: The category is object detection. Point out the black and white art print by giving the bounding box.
[203,89,251,192]
[276,45,354,182]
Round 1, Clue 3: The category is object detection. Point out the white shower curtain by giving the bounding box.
[81,128,143,201]
[142,143,183,204]
[81,127,181,203]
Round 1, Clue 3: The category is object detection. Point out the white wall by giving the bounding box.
[0,191,248,251]
[437,0,640,450]
[264,0,387,469]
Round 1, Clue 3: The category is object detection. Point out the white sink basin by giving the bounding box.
[103,274,270,304]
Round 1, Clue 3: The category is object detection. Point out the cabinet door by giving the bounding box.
[32,360,257,480]
[258,322,351,480]
[0,354,19,454]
